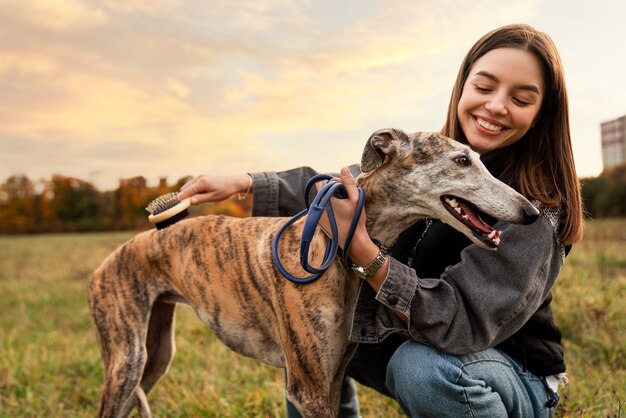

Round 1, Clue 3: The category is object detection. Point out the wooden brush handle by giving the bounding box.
[147,198,191,224]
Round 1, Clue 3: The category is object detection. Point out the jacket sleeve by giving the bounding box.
[249,165,361,217]
[362,213,565,354]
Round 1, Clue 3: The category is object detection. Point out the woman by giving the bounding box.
[179,24,583,417]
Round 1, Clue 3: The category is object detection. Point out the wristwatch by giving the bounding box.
[350,245,389,279]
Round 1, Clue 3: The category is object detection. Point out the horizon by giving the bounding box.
[1,0,625,191]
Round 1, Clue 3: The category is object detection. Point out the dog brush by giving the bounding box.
[146,192,191,230]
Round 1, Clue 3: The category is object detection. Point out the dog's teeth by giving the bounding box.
[455,207,462,214]
[447,198,458,207]
[488,230,501,245]
[462,214,469,220]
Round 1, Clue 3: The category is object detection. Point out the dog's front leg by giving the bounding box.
[285,367,336,418]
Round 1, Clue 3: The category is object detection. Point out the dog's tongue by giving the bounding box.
[457,200,493,233]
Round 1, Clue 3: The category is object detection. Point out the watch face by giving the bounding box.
[351,266,366,279]
[350,248,387,279]
[351,266,364,274]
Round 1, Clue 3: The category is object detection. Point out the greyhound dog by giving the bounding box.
[88,128,539,417]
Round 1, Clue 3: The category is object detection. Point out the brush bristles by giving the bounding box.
[146,192,191,229]
[154,208,190,230]
[146,192,179,215]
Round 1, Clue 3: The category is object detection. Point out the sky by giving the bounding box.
[1,0,625,191]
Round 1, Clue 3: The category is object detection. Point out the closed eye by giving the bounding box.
[512,97,531,107]
[453,155,470,166]
[474,84,492,93]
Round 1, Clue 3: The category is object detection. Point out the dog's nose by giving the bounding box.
[522,206,539,224]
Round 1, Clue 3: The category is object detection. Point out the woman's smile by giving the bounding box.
[473,115,507,134]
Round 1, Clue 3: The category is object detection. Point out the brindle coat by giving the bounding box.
[88,128,539,417]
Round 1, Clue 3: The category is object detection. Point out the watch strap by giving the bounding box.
[351,245,389,279]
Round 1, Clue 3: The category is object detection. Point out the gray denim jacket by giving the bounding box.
[250,166,565,355]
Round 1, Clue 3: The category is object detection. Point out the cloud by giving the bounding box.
[2,0,460,143]
[0,69,191,140]
[0,52,57,76]
[1,0,107,31]
[0,0,620,189]
[98,0,178,16]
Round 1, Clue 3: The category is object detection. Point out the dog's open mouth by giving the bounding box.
[441,196,500,248]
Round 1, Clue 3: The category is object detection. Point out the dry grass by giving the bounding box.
[0,219,624,416]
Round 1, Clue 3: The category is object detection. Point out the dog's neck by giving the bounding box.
[364,205,427,248]
[357,173,430,248]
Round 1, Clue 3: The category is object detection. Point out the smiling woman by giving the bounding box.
[442,25,583,246]
[458,47,545,154]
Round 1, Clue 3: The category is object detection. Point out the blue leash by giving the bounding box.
[272,174,366,284]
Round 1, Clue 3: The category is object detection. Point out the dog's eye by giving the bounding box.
[453,155,470,166]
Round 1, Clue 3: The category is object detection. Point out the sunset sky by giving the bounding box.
[1,0,625,190]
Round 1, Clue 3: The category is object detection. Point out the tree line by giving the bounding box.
[0,174,251,234]
[581,163,626,218]
[0,165,624,234]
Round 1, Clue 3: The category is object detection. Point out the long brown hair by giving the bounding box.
[441,24,583,245]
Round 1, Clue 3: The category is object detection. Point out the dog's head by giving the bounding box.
[358,128,539,249]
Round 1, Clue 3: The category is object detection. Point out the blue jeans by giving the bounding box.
[287,340,558,417]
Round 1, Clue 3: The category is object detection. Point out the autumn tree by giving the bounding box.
[47,175,101,231]
[0,175,37,233]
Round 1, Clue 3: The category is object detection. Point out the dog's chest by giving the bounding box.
[195,308,285,367]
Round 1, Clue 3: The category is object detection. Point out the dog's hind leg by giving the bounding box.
[141,300,177,394]
[133,387,152,418]
[94,325,149,418]
[89,272,153,418]
[115,300,176,418]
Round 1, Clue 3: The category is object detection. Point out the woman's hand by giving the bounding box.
[325,168,395,306]
[317,168,381,270]
[178,174,252,205]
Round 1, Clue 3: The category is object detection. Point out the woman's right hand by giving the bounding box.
[178,174,252,205]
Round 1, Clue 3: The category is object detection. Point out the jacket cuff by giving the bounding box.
[375,257,419,317]
[250,171,280,217]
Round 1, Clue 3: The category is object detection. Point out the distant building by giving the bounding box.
[601,114,626,170]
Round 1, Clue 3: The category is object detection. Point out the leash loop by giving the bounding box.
[272,174,365,284]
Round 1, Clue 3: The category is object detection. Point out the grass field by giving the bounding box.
[0,219,624,417]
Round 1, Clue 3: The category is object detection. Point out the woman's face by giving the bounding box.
[457,47,545,155]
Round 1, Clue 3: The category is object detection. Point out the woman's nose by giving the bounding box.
[485,94,508,115]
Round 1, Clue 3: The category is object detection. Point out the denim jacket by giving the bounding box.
[249,160,567,377]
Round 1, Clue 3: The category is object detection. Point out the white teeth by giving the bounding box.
[462,214,469,220]
[446,197,459,207]
[455,207,462,214]
[488,230,501,245]
[477,117,503,132]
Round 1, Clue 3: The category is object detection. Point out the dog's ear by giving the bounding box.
[361,128,410,173]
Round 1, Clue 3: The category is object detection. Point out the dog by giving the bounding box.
[88,128,539,417]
